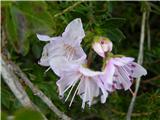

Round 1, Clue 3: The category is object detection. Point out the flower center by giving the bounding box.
[64,44,75,60]
[100,40,105,44]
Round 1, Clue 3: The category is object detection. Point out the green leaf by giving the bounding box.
[1,88,11,109]
[1,112,7,120]
[14,1,54,34]
[102,18,126,29]
[10,6,30,55]
[5,6,19,52]
[32,44,42,59]
[1,1,12,7]
[5,5,30,55]
[14,108,43,120]
[105,28,126,42]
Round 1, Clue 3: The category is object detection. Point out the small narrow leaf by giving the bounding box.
[102,18,126,29]
[106,28,126,42]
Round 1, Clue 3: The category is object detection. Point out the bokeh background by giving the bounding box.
[1,1,160,120]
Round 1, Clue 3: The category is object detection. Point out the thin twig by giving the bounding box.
[1,57,47,120]
[126,11,147,120]
[142,75,160,83]
[1,58,33,107]
[54,1,82,18]
[111,108,151,117]
[147,12,151,50]
[9,60,71,120]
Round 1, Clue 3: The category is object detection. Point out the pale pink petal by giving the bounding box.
[79,65,103,77]
[128,62,147,78]
[78,77,99,108]
[101,44,109,52]
[38,43,50,66]
[49,56,79,76]
[112,57,134,66]
[101,41,113,52]
[62,18,85,46]
[115,67,132,90]
[48,42,65,58]
[38,39,65,66]
[103,59,115,86]
[95,76,108,103]
[56,72,80,97]
[37,34,60,41]
[72,45,87,64]
[92,43,105,58]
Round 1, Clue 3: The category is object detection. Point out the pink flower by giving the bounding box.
[56,65,108,109]
[101,57,147,92]
[92,37,113,58]
[37,18,86,76]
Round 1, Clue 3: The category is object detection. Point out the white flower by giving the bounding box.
[37,18,86,76]
[56,65,108,109]
[101,57,147,92]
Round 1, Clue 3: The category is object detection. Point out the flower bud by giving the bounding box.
[92,36,113,58]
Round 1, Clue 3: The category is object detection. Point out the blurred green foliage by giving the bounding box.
[14,108,43,120]
[1,1,160,120]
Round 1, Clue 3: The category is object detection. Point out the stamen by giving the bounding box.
[44,67,51,74]
[65,81,77,102]
[64,44,75,60]
[87,80,92,107]
[63,74,80,94]
[68,48,75,61]
[69,80,81,107]
[82,81,87,109]
[63,84,72,95]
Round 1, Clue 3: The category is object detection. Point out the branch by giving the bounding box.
[54,1,82,18]
[1,57,33,107]
[126,11,147,120]
[111,108,151,117]
[1,57,47,120]
[147,12,151,50]
[9,60,71,120]
[142,75,160,83]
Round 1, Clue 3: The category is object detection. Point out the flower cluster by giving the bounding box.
[37,18,147,109]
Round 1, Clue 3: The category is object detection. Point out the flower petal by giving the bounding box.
[78,77,99,108]
[72,45,87,64]
[112,57,134,66]
[129,62,147,78]
[96,76,108,103]
[37,34,60,41]
[92,43,105,58]
[56,72,80,97]
[103,59,115,86]
[49,56,79,76]
[115,67,132,90]
[38,38,64,66]
[38,43,50,66]
[79,65,103,77]
[62,18,85,46]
